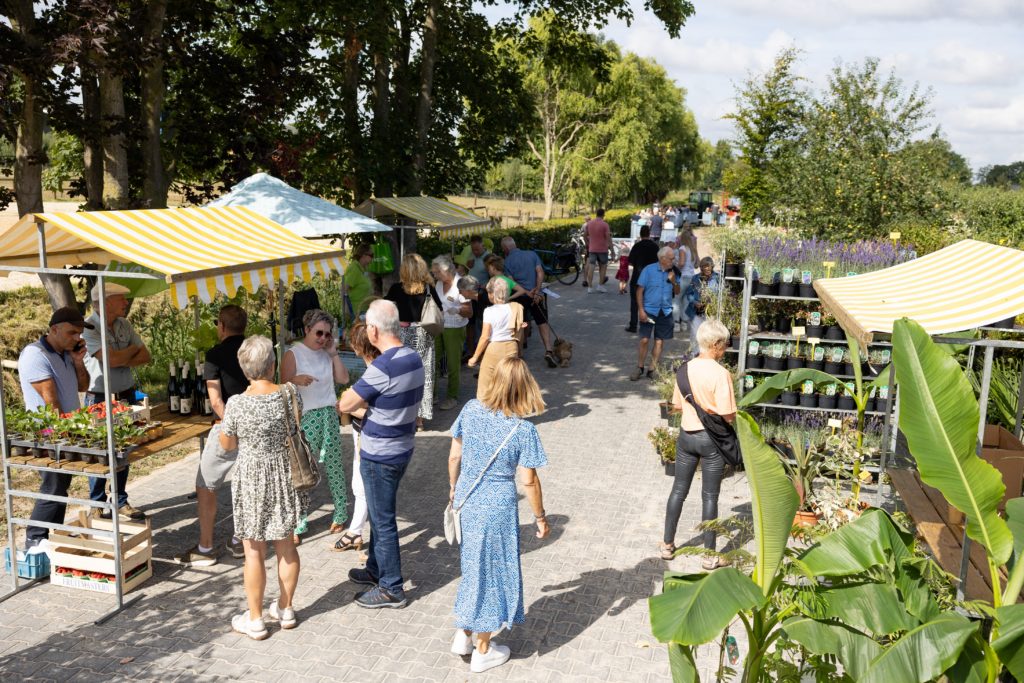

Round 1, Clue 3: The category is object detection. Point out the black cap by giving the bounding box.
[49,307,95,329]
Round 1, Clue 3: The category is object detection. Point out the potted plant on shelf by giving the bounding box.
[746,340,762,369]
[821,308,844,340]
[805,340,825,371]
[799,379,818,407]
[837,382,856,410]
[842,348,855,377]
[647,426,678,476]
[653,362,681,420]
[786,345,805,371]
[804,309,826,338]
[824,345,845,375]
[764,343,787,371]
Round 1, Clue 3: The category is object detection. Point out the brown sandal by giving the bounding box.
[660,543,676,561]
[329,523,346,535]
[332,532,363,552]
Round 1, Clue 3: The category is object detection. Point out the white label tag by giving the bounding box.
[791,326,806,337]
[827,418,842,428]
[890,231,901,240]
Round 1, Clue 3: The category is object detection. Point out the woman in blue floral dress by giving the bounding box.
[447,357,550,674]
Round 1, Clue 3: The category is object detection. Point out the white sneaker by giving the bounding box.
[231,611,269,640]
[470,644,511,673]
[596,285,607,293]
[268,601,297,629]
[451,629,473,656]
[586,286,594,293]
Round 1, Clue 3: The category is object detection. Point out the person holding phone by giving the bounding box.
[281,309,350,544]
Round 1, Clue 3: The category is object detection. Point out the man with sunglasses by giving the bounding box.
[175,305,249,567]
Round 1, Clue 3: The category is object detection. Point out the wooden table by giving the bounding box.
[5,405,212,474]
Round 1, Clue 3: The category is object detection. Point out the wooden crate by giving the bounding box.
[48,511,153,594]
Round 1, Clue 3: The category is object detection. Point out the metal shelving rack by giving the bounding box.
[1,267,160,624]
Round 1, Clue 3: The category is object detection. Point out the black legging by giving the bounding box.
[664,429,725,549]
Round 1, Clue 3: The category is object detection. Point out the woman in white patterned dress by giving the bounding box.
[220,336,302,640]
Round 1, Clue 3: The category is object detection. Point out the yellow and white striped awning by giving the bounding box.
[0,206,346,308]
[815,239,1024,344]
[354,196,492,238]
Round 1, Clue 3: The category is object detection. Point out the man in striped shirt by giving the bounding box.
[338,299,425,608]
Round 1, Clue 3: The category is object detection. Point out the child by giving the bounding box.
[615,246,630,294]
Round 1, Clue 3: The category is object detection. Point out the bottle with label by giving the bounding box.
[197,357,212,416]
[179,361,193,415]
[168,361,180,412]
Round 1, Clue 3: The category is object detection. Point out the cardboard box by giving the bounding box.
[982,424,1024,510]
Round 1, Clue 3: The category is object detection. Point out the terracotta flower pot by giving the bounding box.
[794,509,821,528]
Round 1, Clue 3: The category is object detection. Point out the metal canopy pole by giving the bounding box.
[1014,364,1024,440]
[736,259,752,389]
[878,360,898,502]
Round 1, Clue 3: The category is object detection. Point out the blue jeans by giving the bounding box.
[360,458,408,596]
[89,467,129,509]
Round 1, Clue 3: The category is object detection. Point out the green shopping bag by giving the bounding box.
[368,240,394,274]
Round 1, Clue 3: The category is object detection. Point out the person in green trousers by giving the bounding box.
[431,254,472,411]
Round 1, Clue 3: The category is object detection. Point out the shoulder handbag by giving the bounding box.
[444,421,521,545]
[280,383,321,492]
[420,289,444,337]
[676,363,743,469]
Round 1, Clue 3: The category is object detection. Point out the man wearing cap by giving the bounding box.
[20,308,92,551]
[82,282,151,521]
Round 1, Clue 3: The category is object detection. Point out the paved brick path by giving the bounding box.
[1,280,753,682]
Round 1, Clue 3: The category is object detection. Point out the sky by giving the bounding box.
[485,0,1024,176]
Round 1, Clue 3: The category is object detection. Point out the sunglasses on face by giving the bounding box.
[312,329,331,338]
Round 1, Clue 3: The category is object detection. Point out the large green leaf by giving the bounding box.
[738,368,840,407]
[668,643,699,683]
[942,632,988,683]
[799,508,913,576]
[736,412,799,594]
[892,318,1013,566]
[782,616,882,681]
[819,582,919,636]
[649,569,764,645]
[993,603,1024,679]
[859,613,976,683]
[1005,498,1024,604]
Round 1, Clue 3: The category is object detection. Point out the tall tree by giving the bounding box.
[140,0,168,207]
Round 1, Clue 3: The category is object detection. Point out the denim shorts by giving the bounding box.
[639,311,674,340]
[587,252,609,265]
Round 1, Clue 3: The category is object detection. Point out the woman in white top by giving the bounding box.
[432,255,472,412]
[280,309,350,543]
[675,229,699,326]
[468,277,523,400]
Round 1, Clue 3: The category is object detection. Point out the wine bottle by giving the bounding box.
[168,361,180,412]
[179,361,193,415]
[197,356,212,416]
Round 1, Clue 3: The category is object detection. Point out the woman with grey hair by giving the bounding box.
[220,335,303,639]
[661,318,736,569]
[432,254,472,411]
[281,309,350,543]
[467,277,524,399]
[684,256,721,356]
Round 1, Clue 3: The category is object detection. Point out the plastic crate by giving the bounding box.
[4,547,50,579]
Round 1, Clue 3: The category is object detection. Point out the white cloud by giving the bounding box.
[925,41,1016,85]
[949,95,1024,134]
[715,0,1024,26]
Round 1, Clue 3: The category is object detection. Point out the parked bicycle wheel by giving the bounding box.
[556,261,579,285]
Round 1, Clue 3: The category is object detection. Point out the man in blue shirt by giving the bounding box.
[19,307,92,550]
[338,300,425,609]
[501,237,558,368]
[631,247,680,380]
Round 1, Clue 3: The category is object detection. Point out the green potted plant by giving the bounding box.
[653,362,680,420]
[647,426,678,475]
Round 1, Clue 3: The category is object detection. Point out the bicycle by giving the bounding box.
[535,242,581,285]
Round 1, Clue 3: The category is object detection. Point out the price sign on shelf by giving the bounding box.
[822,261,836,278]
[807,336,821,345]
[827,418,842,429]
[890,231,901,240]
[792,326,806,337]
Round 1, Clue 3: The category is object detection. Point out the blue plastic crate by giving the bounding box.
[4,547,50,579]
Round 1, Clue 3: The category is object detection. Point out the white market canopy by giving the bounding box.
[206,172,391,237]
[814,239,1024,344]
[0,206,346,308]
[354,196,492,238]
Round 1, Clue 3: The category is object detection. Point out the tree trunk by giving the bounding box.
[81,61,104,210]
[410,0,440,195]
[140,0,168,208]
[341,28,367,202]
[369,40,392,198]
[99,71,130,209]
[9,0,78,310]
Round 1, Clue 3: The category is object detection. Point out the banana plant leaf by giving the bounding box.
[942,632,988,683]
[736,412,799,594]
[892,318,1013,566]
[738,368,839,407]
[798,508,914,576]
[859,612,976,683]
[781,616,882,681]
[1006,498,1024,604]
[992,603,1024,679]
[668,643,699,683]
[649,569,764,645]
[818,582,919,637]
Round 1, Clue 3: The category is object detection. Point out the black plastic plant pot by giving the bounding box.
[730,335,740,350]
[843,362,855,376]
[755,280,774,296]
[747,354,763,368]
[805,324,825,338]
[775,316,792,334]
[990,315,1017,329]
[824,361,844,375]
[777,282,797,297]
[781,391,800,406]
[659,402,670,419]
[799,394,818,407]
[786,357,805,370]
[765,356,787,371]
[794,317,808,328]
[757,315,772,331]
[825,326,846,340]
[725,263,742,278]
[798,283,816,298]
[865,398,876,413]
[662,458,676,476]
[838,396,856,410]
[806,360,824,371]
[728,280,744,294]
[818,395,838,409]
